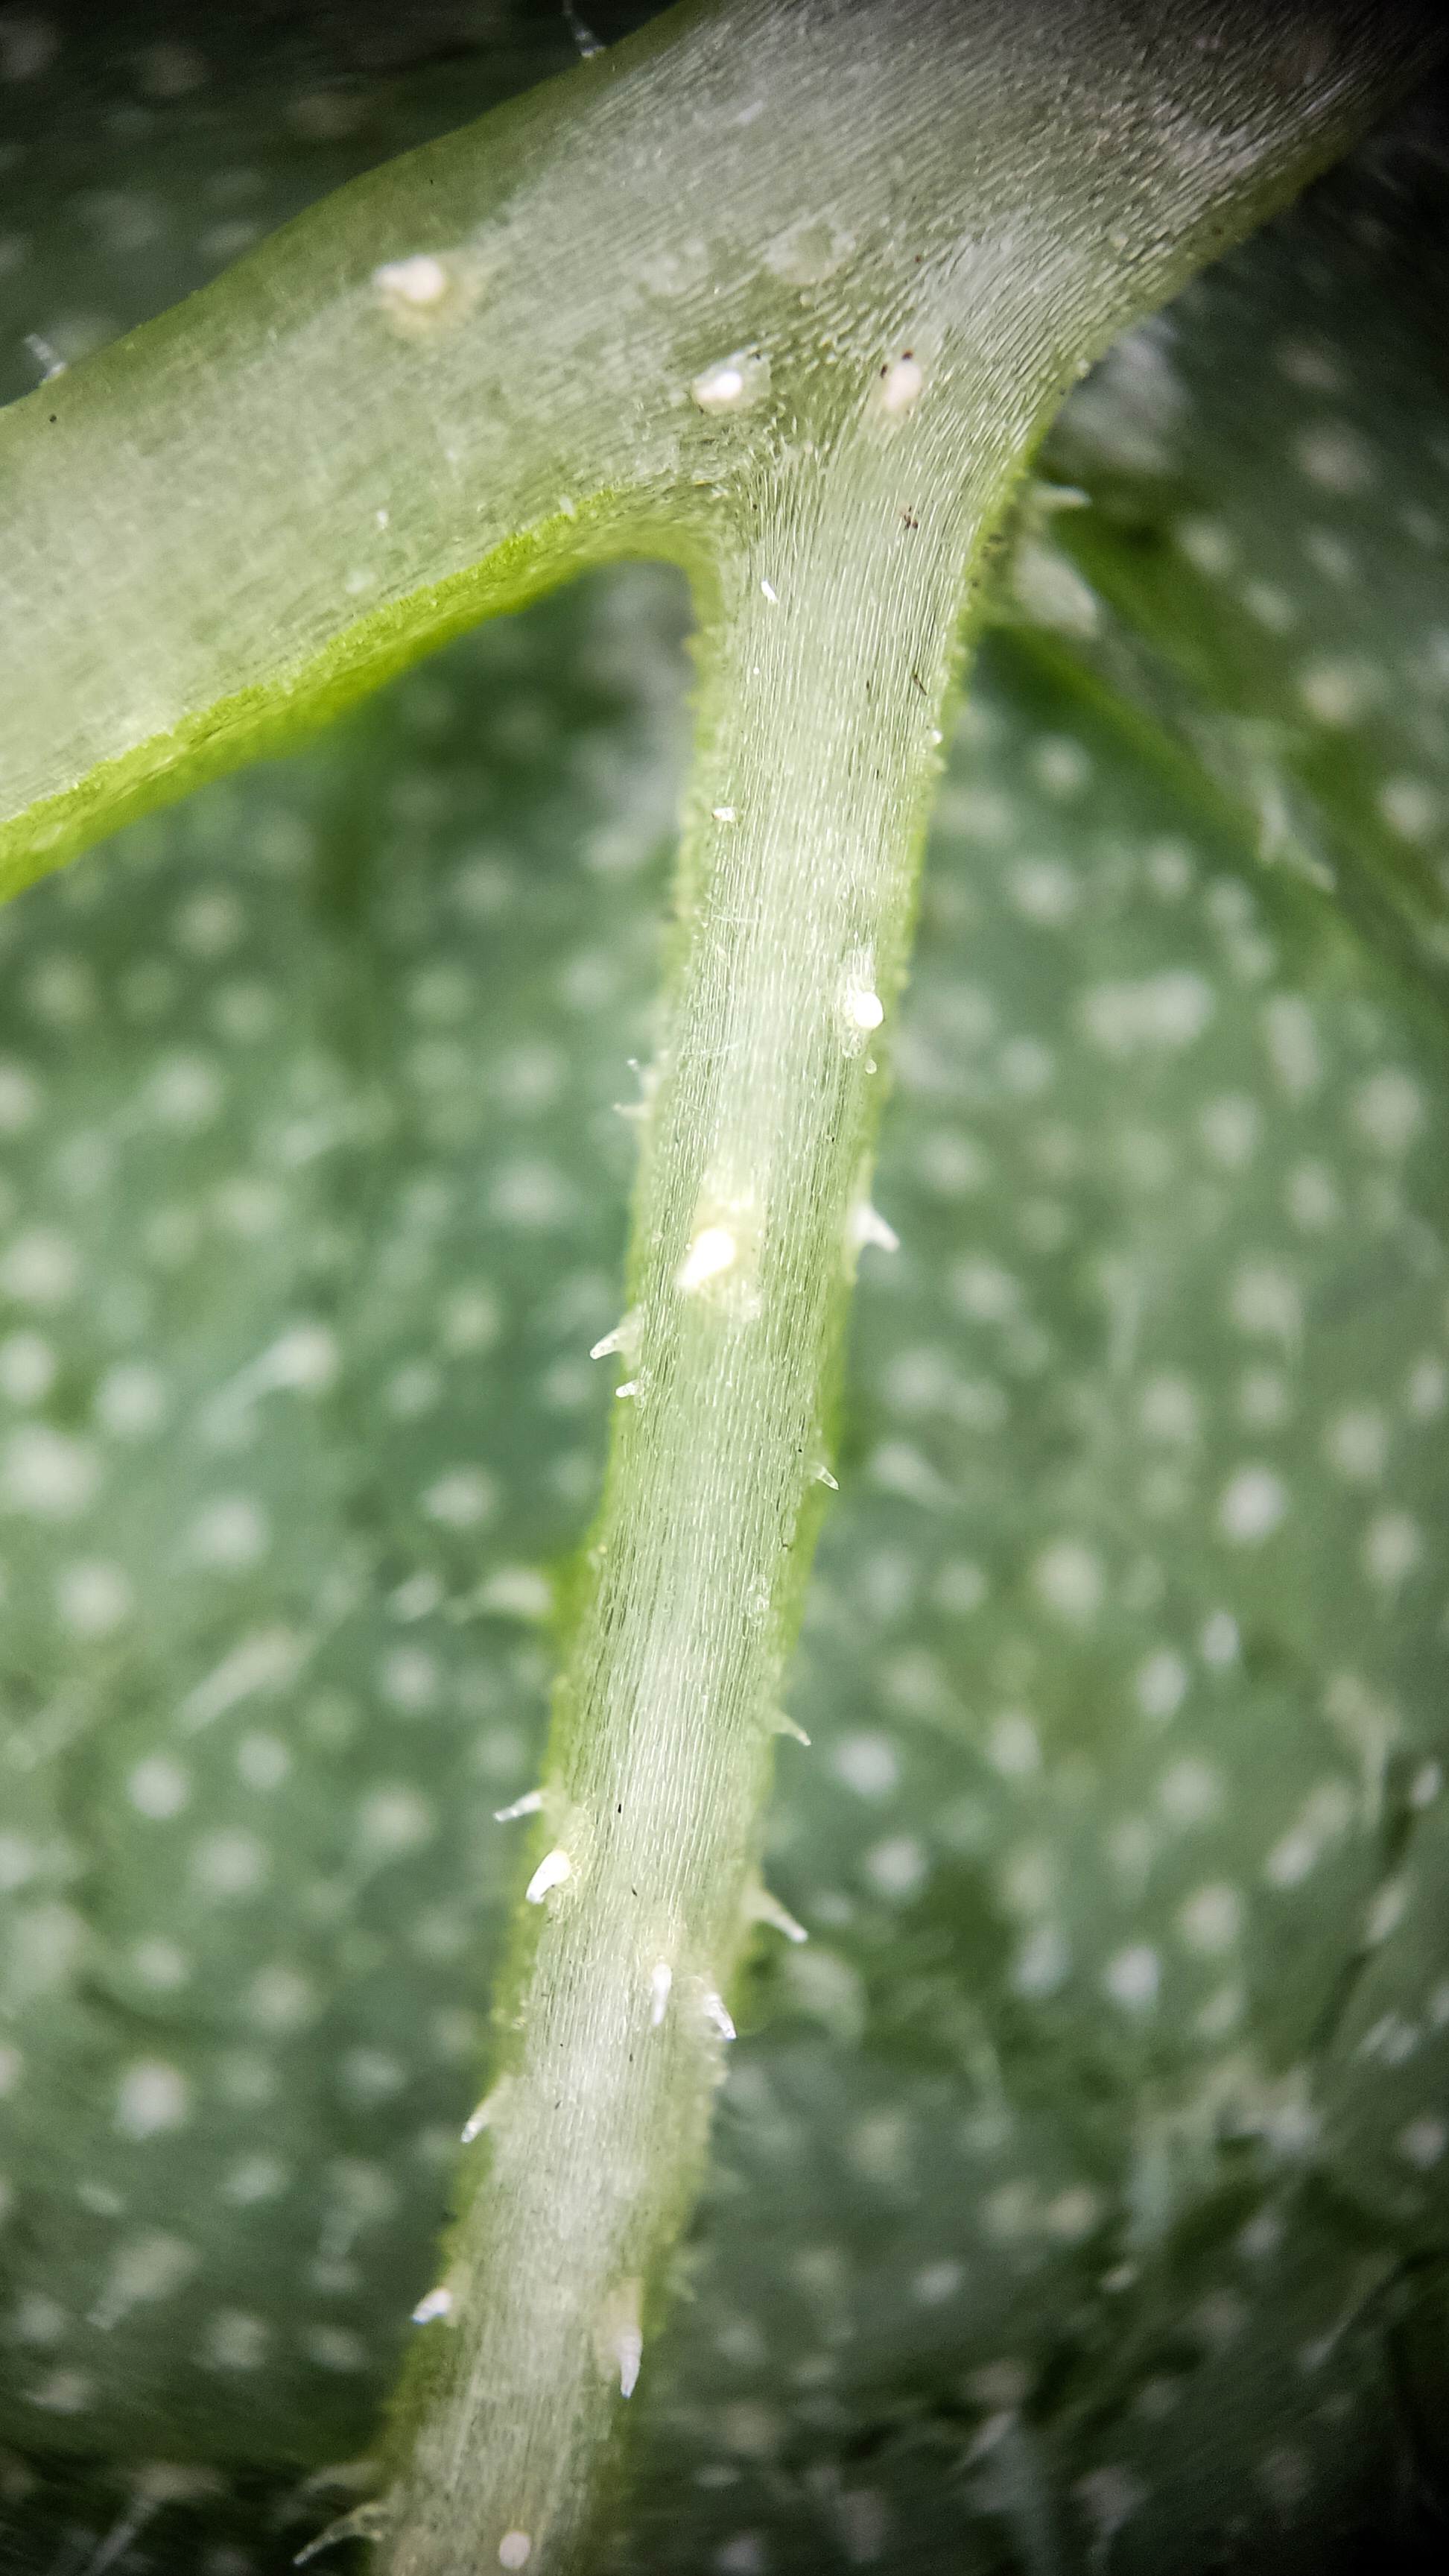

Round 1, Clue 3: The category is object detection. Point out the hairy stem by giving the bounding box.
[367,17,1439,2569]
[1,3,1438,2570]
[384,441,968,2576]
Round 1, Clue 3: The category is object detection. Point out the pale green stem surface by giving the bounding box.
[0,3,1439,2570]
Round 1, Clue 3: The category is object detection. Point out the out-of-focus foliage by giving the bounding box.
[0,9,1445,2571]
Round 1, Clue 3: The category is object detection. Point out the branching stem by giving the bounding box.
[1,4,1437,2569]
[384,441,968,2574]
[370,16,1436,2562]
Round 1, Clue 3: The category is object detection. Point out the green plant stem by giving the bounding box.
[375,26,1439,2567]
[1,5,1438,2569]
[2,1,1429,901]
[384,454,966,2576]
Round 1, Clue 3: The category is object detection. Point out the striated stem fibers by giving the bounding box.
[361,7,1434,2557]
[1,0,1430,2566]
[381,429,971,2576]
